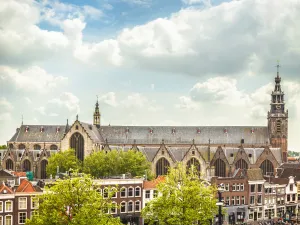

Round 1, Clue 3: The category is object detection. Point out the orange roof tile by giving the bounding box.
[11,172,27,177]
[16,179,35,193]
[0,183,14,194]
[144,176,165,189]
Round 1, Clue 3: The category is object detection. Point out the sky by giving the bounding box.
[0,0,300,150]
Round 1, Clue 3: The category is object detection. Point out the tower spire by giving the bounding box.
[93,96,101,128]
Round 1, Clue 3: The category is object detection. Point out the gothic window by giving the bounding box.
[19,144,25,150]
[235,159,248,170]
[50,145,58,150]
[260,160,274,176]
[40,160,48,179]
[23,159,31,172]
[70,132,84,161]
[186,157,201,174]
[156,157,170,176]
[6,159,13,170]
[214,159,226,177]
[276,120,281,133]
[34,144,41,150]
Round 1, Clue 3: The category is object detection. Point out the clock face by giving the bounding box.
[276,105,281,109]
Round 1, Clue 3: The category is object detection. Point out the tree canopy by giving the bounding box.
[142,163,218,225]
[46,149,81,177]
[83,149,152,179]
[26,175,122,225]
[0,145,7,149]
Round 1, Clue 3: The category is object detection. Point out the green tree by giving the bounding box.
[26,175,122,225]
[83,149,152,179]
[142,163,218,225]
[47,149,81,177]
[0,145,7,149]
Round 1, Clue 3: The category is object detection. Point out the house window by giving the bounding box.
[241,196,245,205]
[236,184,240,191]
[128,187,134,197]
[5,215,12,225]
[250,196,255,205]
[120,202,126,213]
[292,194,296,201]
[225,184,229,191]
[232,184,236,191]
[5,201,12,212]
[236,196,240,205]
[226,197,230,206]
[257,184,262,192]
[240,183,244,191]
[290,184,293,192]
[249,209,254,220]
[257,195,262,204]
[31,197,39,209]
[135,187,141,197]
[287,195,290,202]
[111,188,117,198]
[0,202,2,212]
[231,196,235,205]
[103,188,108,198]
[19,212,26,224]
[135,201,140,212]
[153,190,158,198]
[128,201,133,212]
[145,190,150,199]
[111,202,117,214]
[120,187,127,198]
[250,184,255,193]
[31,211,38,219]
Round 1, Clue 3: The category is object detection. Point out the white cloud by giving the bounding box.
[182,0,211,6]
[0,66,67,93]
[48,92,80,114]
[175,96,199,110]
[122,93,148,108]
[0,97,13,121]
[99,92,118,107]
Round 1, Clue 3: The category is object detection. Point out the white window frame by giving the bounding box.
[135,187,141,197]
[103,188,109,199]
[111,187,117,199]
[5,215,12,225]
[232,184,236,191]
[225,184,229,191]
[120,201,127,213]
[236,184,240,191]
[18,212,27,224]
[135,201,141,212]
[111,202,117,215]
[241,196,245,205]
[127,201,134,212]
[5,201,12,212]
[19,197,27,210]
[240,183,244,191]
[31,197,39,209]
[120,187,127,198]
[128,187,134,197]
[145,190,150,199]
[236,196,240,205]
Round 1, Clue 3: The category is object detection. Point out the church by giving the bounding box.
[2,67,288,179]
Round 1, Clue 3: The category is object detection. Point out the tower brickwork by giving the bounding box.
[93,98,101,128]
[268,63,288,162]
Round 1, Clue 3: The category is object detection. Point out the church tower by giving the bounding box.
[268,63,288,162]
[93,97,101,128]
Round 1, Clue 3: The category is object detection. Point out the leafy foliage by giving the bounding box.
[0,145,7,149]
[26,175,122,225]
[83,149,152,179]
[46,149,81,177]
[142,163,218,225]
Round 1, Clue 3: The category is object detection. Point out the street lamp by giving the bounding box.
[216,184,225,225]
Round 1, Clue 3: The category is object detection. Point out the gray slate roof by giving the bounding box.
[100,126,269,145]
[9,125,66,143]
[81,123,104,143]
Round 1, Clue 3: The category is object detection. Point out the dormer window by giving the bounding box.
[224,128,228,134]
[251,128,254,134]
[40,126,44,132]
[25,126,29,132]
[56,127,60,133]
[126,128,129,133]
[197,128,201,134]
[149,129,153,134]
[172,128,176,134]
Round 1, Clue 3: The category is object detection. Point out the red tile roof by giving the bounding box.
[0,183,13,194]
[16,179,35,193]
[144,176,165,189]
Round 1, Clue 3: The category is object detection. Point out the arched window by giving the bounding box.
[135,187,141,197]
[235,159,248,170]
[186,157,201,174]
[156,157,170,176]
[214,159,226,177]
[120,202,126,213]
[135,201,141,212]
[70,132,84,161]
[103,188,108,198]
[19,144,25,150]
[40,160,48,179]
[23,159,31,172]
[120,187,127,198]
[128,201,133,212]
[50,145,58,150]
[34,144,41,150]
[128,187,134,197]
[111,202,117,214]
[6,159,14,170]
[260,160,274,176]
